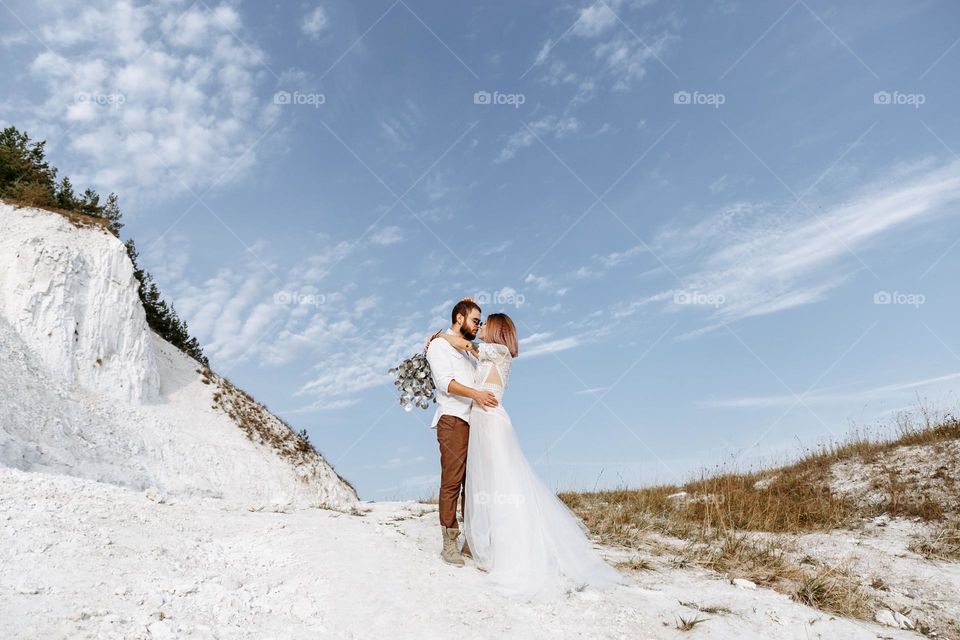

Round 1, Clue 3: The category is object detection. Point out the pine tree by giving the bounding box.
[56,176,78,210]
[0,126,57,205]
[101,193,124,237]
[79,187,104,217]
[123,239,209,368]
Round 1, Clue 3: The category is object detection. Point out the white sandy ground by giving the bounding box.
[0,466,923,640]
[792,515,960,637]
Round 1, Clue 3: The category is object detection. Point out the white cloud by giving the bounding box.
[496,116,581,163]
[598,244,648,268]
[522,332,553,345]
[479,239,513,255]
[703,371,960,409]
[524,273,552,290]
[575,386,609,396]
[369,455,427,470]
[141,232,425,405]
[532,1,675,96]
[378,99,422,149]
[301,6,329,38]
[572,3,618,37]
[636,158,960,326]
[18,0,279,203]
[521,334,583,358]
[593,33,672,91]
[533,39,553,66]
[369,226,405,246]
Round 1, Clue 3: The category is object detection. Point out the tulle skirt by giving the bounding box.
[463,403,627,601]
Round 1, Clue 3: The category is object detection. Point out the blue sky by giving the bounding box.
[3,0,960,500]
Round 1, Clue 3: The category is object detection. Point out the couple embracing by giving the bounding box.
[425,298,625,600]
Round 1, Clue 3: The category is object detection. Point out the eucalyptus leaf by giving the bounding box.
[387,349,437,411]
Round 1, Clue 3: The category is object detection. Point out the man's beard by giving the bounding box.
[459,325,477,341]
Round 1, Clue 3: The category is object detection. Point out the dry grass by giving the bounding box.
[561,411,960,622]
[615,556,655,572]
[679,601,732,615]
[206,368,357,497]
[561,412,960,542]
[5,196,113,233]
[675,614,708,631]
[909,518,960,561]
[791,565,871,618]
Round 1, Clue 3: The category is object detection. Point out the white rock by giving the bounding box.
[752,475,778,490]
[147,620,175,639]
[171,582,198,595]
[874,608,914,629]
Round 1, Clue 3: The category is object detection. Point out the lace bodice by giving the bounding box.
[474,342,512,400]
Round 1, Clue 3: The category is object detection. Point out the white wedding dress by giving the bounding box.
[463,343,627,600]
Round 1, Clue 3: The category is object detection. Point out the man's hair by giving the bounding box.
[451,299,481,325]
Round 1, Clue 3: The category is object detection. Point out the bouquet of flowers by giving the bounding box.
[388,351,436,412]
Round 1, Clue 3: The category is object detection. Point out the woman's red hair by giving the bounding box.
[484,313,519,357]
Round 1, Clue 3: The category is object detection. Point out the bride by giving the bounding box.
[430,313,626,600]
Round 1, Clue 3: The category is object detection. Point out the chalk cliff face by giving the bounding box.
[0,202,160,403]
[0,201,357,507]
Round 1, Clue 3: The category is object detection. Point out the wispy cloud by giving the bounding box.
[496,115,580,163]
[703,371,960,409]
[301,6,330,39]
[369,225,405,246]
[521,334,584,358]
[618,158,960,329]
[531,0,676,97]
[572,3,618,38]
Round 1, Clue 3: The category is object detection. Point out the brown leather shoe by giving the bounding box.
[460,537,473,559]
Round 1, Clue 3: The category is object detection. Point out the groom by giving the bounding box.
[425,298,499,567]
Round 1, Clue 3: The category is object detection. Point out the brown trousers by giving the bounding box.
[436,414,469,528]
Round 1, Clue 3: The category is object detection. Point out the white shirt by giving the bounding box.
[425,328,477,428]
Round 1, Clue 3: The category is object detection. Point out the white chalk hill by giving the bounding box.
[0,201,357,508]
